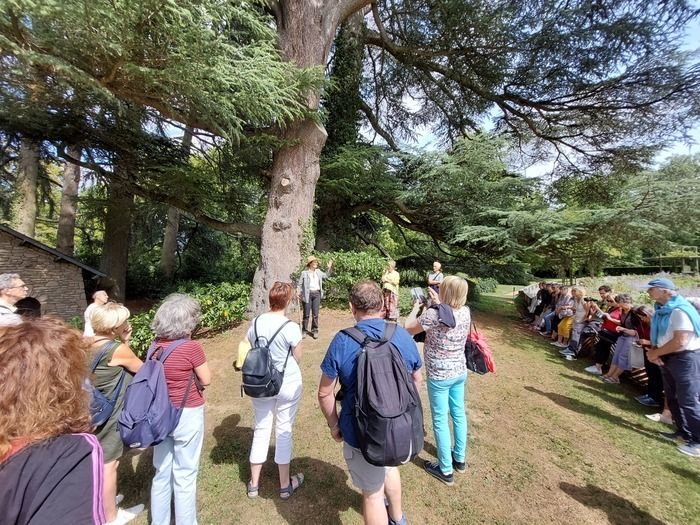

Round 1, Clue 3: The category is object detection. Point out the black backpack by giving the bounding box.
[240,317,292,398]
[341,323,424,467]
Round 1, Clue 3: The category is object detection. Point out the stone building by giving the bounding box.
[0,224,104,320]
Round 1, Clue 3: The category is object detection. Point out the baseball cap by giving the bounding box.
[642,278,677,291]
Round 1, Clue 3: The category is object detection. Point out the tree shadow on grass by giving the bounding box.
[523,386,657,441]
[117,447,154,508]
[210,413,252,480]
[210,415,361,524]
[269,456,361,525]
[665,462,700,484]
[560,482,665,525]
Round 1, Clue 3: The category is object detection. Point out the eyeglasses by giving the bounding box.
[9,284,28,290]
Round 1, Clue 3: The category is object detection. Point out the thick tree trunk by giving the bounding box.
[56,145,81,254]
[14,139,39,236]
[101,176,134,302]
[160,206,180,280]
[159,127,191,280]
[249,2,343,312]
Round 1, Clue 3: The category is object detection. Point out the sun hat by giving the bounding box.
[642,278,677,291]
[306,255,318,266]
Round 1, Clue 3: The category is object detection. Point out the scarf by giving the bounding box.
[429,303,456,328]
[650,295,700,346]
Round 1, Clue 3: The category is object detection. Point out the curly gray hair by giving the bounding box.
[150,293,202,339]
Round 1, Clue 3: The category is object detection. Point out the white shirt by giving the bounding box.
[308,271,321,292]
[247,312,303,383]
[657,308,700,351]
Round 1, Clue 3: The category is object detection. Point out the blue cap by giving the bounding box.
[642,278,676,291]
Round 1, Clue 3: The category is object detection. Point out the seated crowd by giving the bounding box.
[524,278,700,459]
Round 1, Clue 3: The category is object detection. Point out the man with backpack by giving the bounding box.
[318,281,423,525]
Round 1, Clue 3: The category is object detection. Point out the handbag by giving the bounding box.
[629,342,645,369]
[464,323,495,375]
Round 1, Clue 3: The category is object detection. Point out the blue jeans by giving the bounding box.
[427,374,468,474]
[543,311,556,334]
[151,405,205,525]
[661,351,700,444]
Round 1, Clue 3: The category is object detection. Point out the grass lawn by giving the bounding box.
[119,286,700,524]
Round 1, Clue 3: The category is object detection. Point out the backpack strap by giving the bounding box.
[148,338,189,362]
[253,317,292,348]
[91,340,126,403]
[90,340,119,372]
[341,322,396,347]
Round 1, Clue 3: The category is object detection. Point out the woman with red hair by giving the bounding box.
[0,319,106,524]
[245,281,305,500]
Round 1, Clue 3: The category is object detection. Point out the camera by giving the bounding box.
[410,287,428,305]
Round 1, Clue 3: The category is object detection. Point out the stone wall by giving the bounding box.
[0,231,87,320]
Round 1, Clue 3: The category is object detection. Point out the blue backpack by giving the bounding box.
[89,341,125,427]
[118,339,194,449]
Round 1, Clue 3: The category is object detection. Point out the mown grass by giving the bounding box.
[116,286,700,524]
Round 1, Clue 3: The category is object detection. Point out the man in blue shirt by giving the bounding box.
[318,281,423,525]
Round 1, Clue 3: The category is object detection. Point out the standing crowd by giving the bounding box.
[0,261,476,525]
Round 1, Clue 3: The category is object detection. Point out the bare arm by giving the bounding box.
[404,302,425,335]
[109,343,143,374]
[194,362,212,386]
[318,373,342,443]
[647,331,692,360]
[411,369,423,391]
[292,342,302,362]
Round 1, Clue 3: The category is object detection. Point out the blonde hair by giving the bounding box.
[439,275,468,308]
[90,302,130,334]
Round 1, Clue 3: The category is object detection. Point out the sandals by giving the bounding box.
[279,473,305,500]
[246,480,259,499]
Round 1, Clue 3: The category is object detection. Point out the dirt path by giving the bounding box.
[123,299,700,524]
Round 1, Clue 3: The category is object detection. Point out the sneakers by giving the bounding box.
[538,331,551,337]
[658,431,686,443]
[602,376,620,384]
[389,513,408,525]
[635,394,661,407]
[677,443,700,458]
[423,460,454,486]
[565,355,577,361]
[452,453,466,473]
[106,505,145,525]
[645,413,673,425]
[584,365,602,375]
[560,349,575,357]
[115,494,124,506]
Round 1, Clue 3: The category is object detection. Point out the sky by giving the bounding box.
[392,6,700,175]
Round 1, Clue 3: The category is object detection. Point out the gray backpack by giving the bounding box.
[341,323,424,467]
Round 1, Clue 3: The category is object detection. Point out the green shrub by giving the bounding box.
[475,277,499,294]
[311,251,387,307]
[128,281,250,357]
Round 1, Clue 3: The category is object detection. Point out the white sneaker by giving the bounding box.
[565,355,577,361]
[645,413,674,425]
[584,365,602,375]
[115,494,124,506]
[106,504,145,525]
[677,443,700,458]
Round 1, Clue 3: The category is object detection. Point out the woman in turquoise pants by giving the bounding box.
[406,275,471,485]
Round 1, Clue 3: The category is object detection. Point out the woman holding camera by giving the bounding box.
[88,302,144,523]
[405,276,471,486]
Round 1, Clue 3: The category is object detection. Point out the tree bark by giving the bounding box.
[56,144,81,254]
[250,1,370,312]
[14,139,39,237]
[159,127,192,280]
[101,175,134,302]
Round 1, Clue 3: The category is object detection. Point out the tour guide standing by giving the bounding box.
[297,255,332,339]
[318,281,422,525]
[645,277,700,458]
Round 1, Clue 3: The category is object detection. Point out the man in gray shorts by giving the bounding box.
[318,281,423,525]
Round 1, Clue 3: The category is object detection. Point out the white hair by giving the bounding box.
[150,293,201,339]
[0,273,20,292]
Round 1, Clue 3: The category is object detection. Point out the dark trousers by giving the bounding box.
[661,351,700,443]
[643,354,664,403]
[302,291,321,335]
[594,333,616,367]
